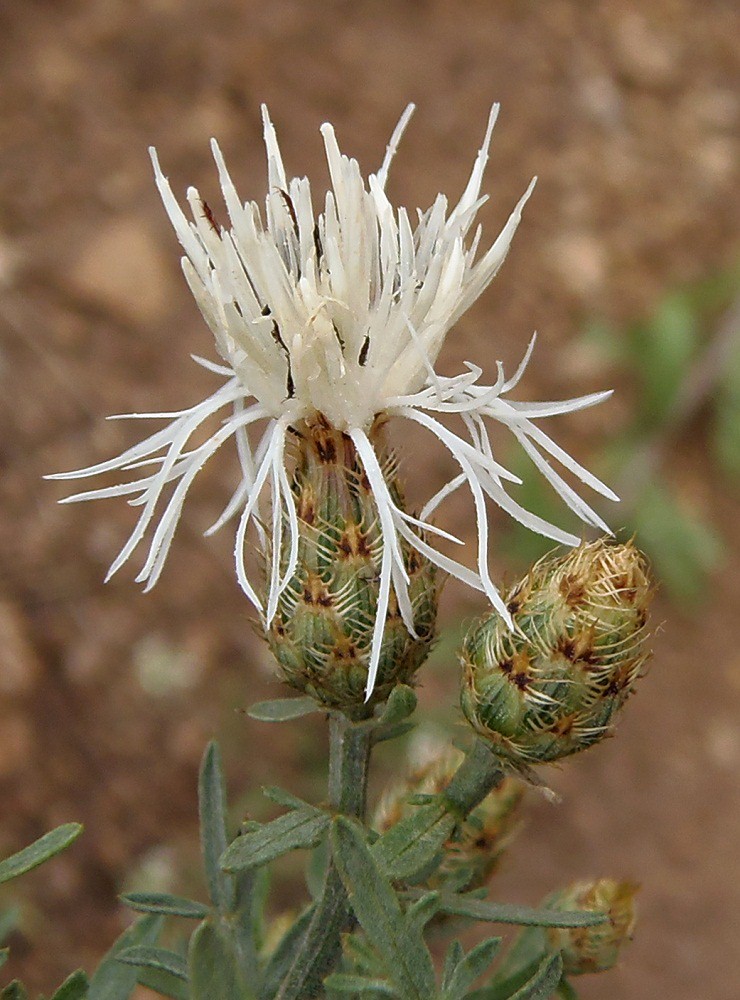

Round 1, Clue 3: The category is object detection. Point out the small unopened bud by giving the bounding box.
[545,878,638,975]
[267,415,437,717]
[460,540,652,768]
[373,744,522,891]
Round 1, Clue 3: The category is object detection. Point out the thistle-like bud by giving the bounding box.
[373,744,523,891]
[267,415,437,717]
[545,878,638,975]
[460,540,652,769]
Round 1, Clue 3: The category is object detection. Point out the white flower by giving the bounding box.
[49,104,617,698]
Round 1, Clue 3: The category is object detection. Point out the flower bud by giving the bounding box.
[373,744,522,891]
[267,415,437,717]
[460,540,652,768]
[545,878,638,975]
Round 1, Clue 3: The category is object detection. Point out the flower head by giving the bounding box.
[49,105,617,699]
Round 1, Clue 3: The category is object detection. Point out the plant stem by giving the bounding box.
[441,738,504,816]
[276,713,371,1000]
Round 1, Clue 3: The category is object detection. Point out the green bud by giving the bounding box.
[545,878,638,974]
[460,540,652,768]
[373,744,522,891]
[267,415,437,718]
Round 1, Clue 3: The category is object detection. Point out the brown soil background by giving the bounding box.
[1,1,739,997]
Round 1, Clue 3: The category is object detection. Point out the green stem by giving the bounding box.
[441,738,504,816]
[276,713,371,1000]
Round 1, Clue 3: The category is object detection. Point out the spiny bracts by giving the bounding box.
[460,540,653,769]
[266,416,437,717]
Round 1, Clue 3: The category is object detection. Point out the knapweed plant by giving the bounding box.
[6,106,654,999]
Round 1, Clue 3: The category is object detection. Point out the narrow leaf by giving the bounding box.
[117,945,188,980]
[221,807,329,873]
[0,824,83,885]
[404,891,440,937]
[331,818,436,999]
[442,941,465,991]
[247,696,319,721]
[88,914,163,1000]
[49,971,90,1000]
[323,974,398,996]
[376,685,417,727]
[188,919,254,1000]
[555,980,579,1000]
[198,742,234,913]
[260,904,315,1000]
[508,953,563,1000]
[120,892,209,920]
[372,801,455,881]
[428,892,606,928]
[0,949,8,969]
[442,938,500,999]
[261,785,314,810]
[135,967,190,1000]
[0,982,27,1000]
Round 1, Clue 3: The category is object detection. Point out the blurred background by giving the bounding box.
[0,0,738,996]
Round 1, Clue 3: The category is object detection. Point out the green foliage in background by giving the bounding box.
[502,271,739,603]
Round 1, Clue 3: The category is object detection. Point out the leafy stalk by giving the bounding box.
[276,713,372,1000]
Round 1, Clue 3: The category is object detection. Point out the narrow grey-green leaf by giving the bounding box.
[188,919,254,1000]
[442,938,500,999]
[323,974,398,996]
[0,907,19,945]
[49,971,90,1000]
[442,941,465,991]
[555,979,579,1000]
[0,948,8,969]
[136,967,190,1000]
[198,742,234,913]
[428,893,606,928]
[331,818,436,999]
[261,785,314,810]
[376,685,417,727]
[120,892,209,920]
[247,696,319,721]
[372,801,455,881]
[508,954,563,1000]
[88,914,163,1000]
[221,807,329,873]
[372,721,415,745]
[260,904,315,1000]
[0,982,27,1000]
[117,945,188,980]
[0,823,82,885]
[404,891,440,938]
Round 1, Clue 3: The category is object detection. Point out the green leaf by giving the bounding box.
[0,949,8,969]
[376,685,417,727]
[323,974,398,996]
[507,953,563,1000]
[247,696,320,721]
[260,904,315,1000]
[403,891,440,938]
[442,941,465,991]
[714,387,740,479]
[198,742,235,913]
[188,919,254,1000]
[117,945,188,980]
[331,818,436,999]
[221,807,330,873]
[261,785,315,810]
[229,865,267,990]
[555,980,579,1000]
[0,823,83,885]
[0,982,27,1000]
[135,967,190,1000]
[372,721,416,745]
[424,893,606,929]
[120,892,209,920]
[442,938,501,999]
[372,801,456,881]
[88,914,163,1000]
[49,971,90,1000]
